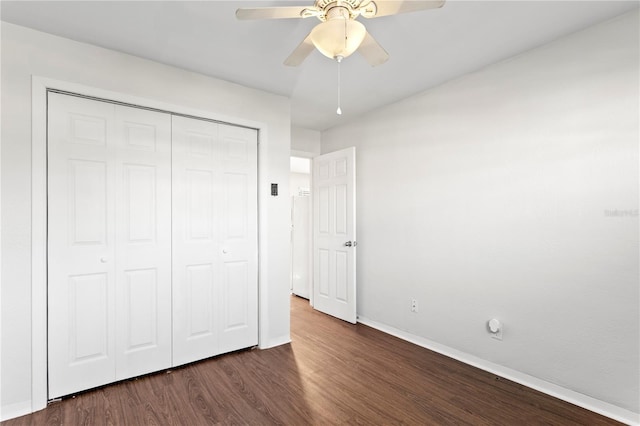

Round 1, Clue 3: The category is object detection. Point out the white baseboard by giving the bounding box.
[260,335,291,350]
[357,316,639,426]
[1,400,33,422]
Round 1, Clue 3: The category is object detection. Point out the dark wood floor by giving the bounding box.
[3,295,621,425]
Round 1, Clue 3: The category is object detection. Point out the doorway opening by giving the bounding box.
[290,156,312,300]
[289,147,357,324]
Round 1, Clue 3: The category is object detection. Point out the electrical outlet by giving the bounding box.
[488,319,503,341]
[411,299,418,313]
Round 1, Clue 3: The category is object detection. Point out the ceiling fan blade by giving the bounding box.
[236,6,317,20]
[360,0,445,18]
[357,32,389,67]
[284,34,315,67]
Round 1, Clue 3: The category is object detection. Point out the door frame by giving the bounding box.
[31,76,269,412]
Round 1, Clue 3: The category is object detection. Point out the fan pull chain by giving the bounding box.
[336,55,343,115]
[334,9,350,116]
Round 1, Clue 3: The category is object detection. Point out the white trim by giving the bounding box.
[31,76,271,414]
[0,17,3,422]
[262,335,292,350]
[290,149,318,159]
[258,135,269,350]
[289,149,318,308]
[31,77,48,414]
[357,316,640,426]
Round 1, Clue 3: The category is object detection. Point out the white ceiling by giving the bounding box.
[2,1,637,130]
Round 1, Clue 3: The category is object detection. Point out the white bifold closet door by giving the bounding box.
[48,93,172,398]
[171,116,258,366]
[48,93,258,399]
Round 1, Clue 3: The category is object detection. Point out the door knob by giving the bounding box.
[100,256,108,263]
[222,249,228,254]
[344,241,352,247]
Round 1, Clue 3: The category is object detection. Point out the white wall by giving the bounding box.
[291,126,321,156]
[322,11,639,418]
[1,23,291,419]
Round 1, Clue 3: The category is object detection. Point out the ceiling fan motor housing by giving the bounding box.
[236,0,421,67]
[314,0,377,20]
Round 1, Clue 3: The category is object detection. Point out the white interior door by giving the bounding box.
[171,116,258,366]
[48,93,172,398]
[313,147,357,323]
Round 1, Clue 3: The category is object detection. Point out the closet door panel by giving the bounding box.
[49,96,173,397]
[114,105,172,379]
[172,118,258,363]
[48,93,117,398]
[172,116,221,366]
[218,124,258,353]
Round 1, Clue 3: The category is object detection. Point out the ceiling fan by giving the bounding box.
[236,0,446,67]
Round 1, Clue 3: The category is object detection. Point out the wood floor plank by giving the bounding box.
[2,295,623,425]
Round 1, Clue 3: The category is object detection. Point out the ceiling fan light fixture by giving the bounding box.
[310,19,366,60]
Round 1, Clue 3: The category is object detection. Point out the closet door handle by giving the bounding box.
[100,256,108,263]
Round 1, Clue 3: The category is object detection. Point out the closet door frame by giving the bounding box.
[31,77,268,411]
